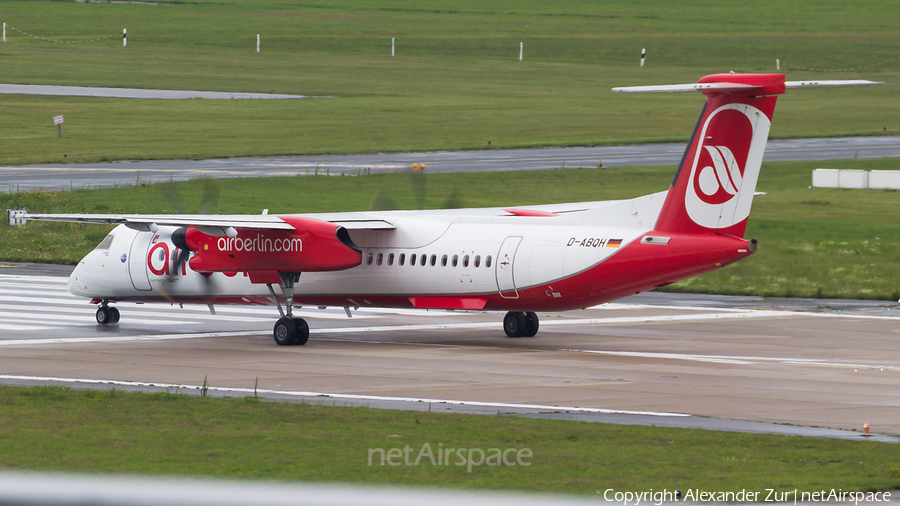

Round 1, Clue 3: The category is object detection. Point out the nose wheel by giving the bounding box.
[96,303,120,325]
[503,311,539,338]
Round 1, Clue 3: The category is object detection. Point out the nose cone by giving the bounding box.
[66,261,91,298]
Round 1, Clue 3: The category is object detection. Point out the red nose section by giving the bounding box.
[186,216,361,273]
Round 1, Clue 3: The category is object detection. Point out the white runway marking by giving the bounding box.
[0,374,690,418]
[0,332,256,347]
[0,323,62,331]
[568,349,900,371]
[1,274,897,348]
[0,310,196,326]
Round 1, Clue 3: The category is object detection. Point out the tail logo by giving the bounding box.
[697,145,742,202]
[685,103,770,229]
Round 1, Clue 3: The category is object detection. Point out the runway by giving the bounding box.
[0,266,897,441]
[4,136,900,191]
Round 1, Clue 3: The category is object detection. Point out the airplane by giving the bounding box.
[21,73,880,346]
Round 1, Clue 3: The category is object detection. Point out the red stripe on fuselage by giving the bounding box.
[110,233,753,313]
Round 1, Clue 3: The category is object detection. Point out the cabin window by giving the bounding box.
[441,254,448,267]
[474,255,481,268]
[420,254,427,266]
[486,255,492,268]
[376,253,383,266]
[94,234,115,250]
[366,253,374,265]
[430,254,437,266]
[463,255,470,267]
[399,253,406,266]
[410,253,417,266]
[387,253,394,266]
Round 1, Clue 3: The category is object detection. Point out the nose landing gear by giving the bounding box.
[503,311,539,338]
[268,273,309,346]
[95,301,120,325]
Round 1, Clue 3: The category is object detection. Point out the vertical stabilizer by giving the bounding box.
[650,74,783,237]
[613,74,880,237]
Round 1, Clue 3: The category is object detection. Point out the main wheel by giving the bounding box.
[524,312,539,337]
[503,311,527,338]
[96,307,111,325]
[293,318,310,346]
[108,307,120,324]
[273,317,298,346]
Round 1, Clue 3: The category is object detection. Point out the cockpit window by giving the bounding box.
[94,234,115,250]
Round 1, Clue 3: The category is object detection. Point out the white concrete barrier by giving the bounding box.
[812,169,840,188]
[838,169,868,189]
[812,169,899,189]
[867,170,900,190]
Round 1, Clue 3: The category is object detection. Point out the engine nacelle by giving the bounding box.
[173,216,361,274]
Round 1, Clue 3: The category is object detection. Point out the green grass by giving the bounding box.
[0,0,897,165]
[1,385,898,493]
[2,158,899,300]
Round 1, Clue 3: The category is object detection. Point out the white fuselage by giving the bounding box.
[68,193,666,308]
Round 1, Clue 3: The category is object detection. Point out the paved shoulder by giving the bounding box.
[0,84,307,100]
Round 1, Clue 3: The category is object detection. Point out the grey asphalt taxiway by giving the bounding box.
[0,263,897,442]
[0,84,308,100]
[5,136,900,191]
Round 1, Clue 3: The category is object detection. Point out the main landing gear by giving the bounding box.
[267,273,309,346]
[95,300,120,325]
[503,311,539,338]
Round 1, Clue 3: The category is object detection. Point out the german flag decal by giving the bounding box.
[606,239,623,248]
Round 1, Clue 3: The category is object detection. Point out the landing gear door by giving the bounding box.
[128,232,153,291]
[496,236,522,299]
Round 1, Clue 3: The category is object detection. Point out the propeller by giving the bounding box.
[368,166,465,211]
[160,178,224,271]
[199,178,221,214]
[159,178,221,214]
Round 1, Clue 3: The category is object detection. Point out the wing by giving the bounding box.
[20,212,395,234]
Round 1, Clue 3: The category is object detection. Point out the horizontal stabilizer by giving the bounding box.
[613,82,761,94]
[785,80,883,89]
[614,79,881,95]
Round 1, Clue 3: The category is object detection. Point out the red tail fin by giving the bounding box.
[614,74,880,237]
[652,74,784,237]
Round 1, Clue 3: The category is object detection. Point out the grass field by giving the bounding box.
[1,385,898,493]
[2,158,899,300]
[0,0,898,165]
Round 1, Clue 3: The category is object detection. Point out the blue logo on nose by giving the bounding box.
[121,254,127,263]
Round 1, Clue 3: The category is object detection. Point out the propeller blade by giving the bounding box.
[199,178,222,214]
[441,189,464,209]
[369,190,399,211]
[158,182,185,213]
[409,171,426,210]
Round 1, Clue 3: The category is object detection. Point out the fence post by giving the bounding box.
[123,28,127,47]
[640,48,645,67]
[519,42,523,61]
